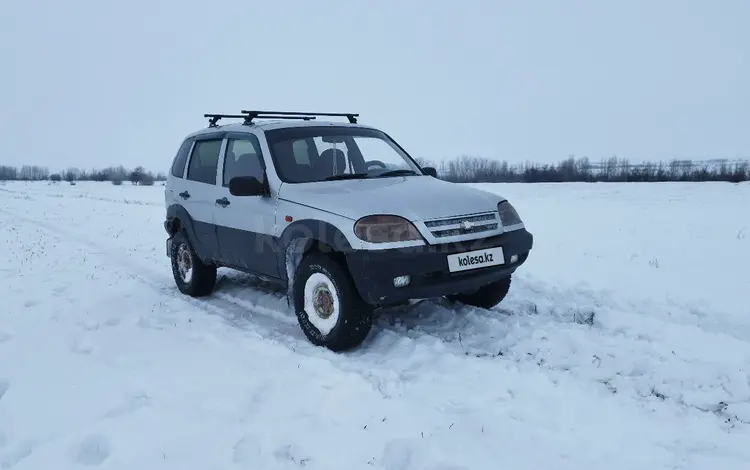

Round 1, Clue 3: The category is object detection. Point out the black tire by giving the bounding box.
[170,230,217,297]
[293,252,373,352]
[447,275,512,309]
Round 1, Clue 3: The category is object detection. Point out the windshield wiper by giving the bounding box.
[323,172,369,181]
[323,169,418,181]
[373,169,419,178]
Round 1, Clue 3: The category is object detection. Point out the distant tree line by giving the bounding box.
[416,156,750,183]
[1,156,749,184]
[0,165,166,185]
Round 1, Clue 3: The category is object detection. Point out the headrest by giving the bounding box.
[319,148,346,167]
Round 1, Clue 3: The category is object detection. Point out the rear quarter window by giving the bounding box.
[170,139,193,178]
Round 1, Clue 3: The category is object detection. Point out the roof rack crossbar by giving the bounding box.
[203,113,319,127]
[240,110,359,124]
[247,115,317,122]
[203,113,247,127]
[203,114,254,127]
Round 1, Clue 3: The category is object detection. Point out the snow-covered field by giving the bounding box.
[1,180,749,469]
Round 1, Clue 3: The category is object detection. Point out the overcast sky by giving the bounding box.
[2,0,748,171]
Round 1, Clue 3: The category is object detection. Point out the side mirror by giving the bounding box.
[423,166,438,178]
[229,176,267,196]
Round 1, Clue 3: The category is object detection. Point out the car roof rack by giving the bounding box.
[240,110,359,124]
[204,114,246,127]
[203,113,318,128]
[204,110,359,128]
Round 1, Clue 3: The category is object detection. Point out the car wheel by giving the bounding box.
[447,275,512,309]
[170,231,217,297]
[293,252,373,351]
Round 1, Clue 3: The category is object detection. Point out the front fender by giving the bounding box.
[276,219,355,284]
[278,219,354,252]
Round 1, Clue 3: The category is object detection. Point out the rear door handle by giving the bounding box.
[215,197,230,207]
[179,191,190,199]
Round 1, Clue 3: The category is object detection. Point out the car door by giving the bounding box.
[181,135,225,262]
[165,137,194,208]
[213,133,279,278]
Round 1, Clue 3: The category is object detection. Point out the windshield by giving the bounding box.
[264,126,425,183]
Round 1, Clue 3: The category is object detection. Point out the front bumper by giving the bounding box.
[345,228,533,306]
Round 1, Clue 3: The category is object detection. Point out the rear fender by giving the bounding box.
[165,204,211,262]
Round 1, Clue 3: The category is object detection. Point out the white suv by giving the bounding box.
[164,110,534,351]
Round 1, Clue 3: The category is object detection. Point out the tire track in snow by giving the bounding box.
[2,192,749,431]
[0,202,589,399]
[0,201,575,350]
[0,201,585,361]
[0,205,312,349]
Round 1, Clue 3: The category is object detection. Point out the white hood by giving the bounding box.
[279,176,504,221]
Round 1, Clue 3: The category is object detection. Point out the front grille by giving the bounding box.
[423,212,499,238]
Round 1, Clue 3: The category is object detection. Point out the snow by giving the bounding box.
[0,180,749,469]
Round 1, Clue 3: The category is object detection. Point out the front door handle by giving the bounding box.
[215,197,230,207]
[179,191,190,199]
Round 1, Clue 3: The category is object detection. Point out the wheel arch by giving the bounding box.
[165,204,210,261]
[277,219,356,298]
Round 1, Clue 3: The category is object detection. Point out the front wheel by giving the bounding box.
[447,275,512,309]
[293,252,373,352]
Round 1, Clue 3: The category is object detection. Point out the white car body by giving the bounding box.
[163,111,534,350]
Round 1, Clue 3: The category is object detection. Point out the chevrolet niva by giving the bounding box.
[164,110,533,351]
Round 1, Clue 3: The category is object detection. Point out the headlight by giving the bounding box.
[354,215,423,243]
[498,201,523,226]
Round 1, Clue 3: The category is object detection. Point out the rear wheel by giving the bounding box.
[447,275,512,309]
[170,231,216,297]
[293,252,373,351]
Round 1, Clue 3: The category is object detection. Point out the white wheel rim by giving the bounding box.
[303,272,340,336]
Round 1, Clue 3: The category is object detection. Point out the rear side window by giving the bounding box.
[170,139,193,178]
[186,139,223,185]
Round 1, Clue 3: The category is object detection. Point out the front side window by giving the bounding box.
[223,137,265,186]
[265,126,424,183]
[186,139,222,185]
